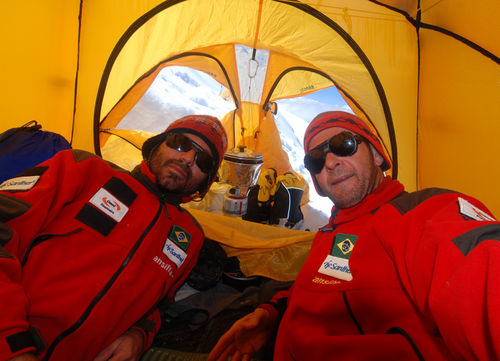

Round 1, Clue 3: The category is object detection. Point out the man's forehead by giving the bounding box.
[308,127,357,149]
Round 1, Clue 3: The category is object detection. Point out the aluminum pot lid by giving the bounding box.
[223,146,263,164]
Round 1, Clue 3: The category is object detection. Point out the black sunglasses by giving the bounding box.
[304,131,363,174]
[165,133,214,174]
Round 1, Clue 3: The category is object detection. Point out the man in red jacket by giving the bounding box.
[0,114,227,361]
[209,111,500,361]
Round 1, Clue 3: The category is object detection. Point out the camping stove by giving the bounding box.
[219,146,263,216]
[223,186,248,215]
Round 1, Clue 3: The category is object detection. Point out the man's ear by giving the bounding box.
[369,144,384,167]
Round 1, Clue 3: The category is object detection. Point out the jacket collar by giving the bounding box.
[131,161,183,206]
[329,177,405,225]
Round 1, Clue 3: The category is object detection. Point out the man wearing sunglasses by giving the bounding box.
[209,111,500,361]
[0,115,227,361]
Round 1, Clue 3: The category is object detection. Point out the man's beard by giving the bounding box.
[154,159,195,194]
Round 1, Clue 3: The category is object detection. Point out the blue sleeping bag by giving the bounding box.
[0,121,72,183]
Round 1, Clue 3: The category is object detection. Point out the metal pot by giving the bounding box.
[219,146,263,187]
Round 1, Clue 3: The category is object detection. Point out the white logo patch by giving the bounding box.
[458,197,496,221]
[162,239,187,268]
[318,254,353,281]
[89,188,129,222]
[0,176,40,191]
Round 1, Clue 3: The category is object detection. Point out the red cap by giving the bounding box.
[304,111,391,171]
[303,111,391,197]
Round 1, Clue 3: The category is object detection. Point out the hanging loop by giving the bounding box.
[248,58,259,78]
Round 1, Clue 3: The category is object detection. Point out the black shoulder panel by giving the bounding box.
[0,246,15,259]
[0,224,14,246]
[72,149,129,173]
[71,149,98,163]
[389,188,457,215]
[15,166,48,178]
[452,224,500,256]
[0,193,31,223]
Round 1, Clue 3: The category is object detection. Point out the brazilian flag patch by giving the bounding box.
[331,233,357,259]
[168,225,191,251]
[318,233,358,281]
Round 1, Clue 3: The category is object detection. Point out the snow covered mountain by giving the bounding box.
[118,67,235,133]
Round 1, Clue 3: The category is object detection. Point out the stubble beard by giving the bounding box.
[152,158,194,194]
[328,175,366,209]
[327,164,381,209]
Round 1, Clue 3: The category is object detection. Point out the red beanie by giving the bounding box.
[304,111,391,171]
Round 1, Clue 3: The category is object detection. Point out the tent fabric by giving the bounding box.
[186,208,314,282]
[1,0,499,217]
[222,103,294,175]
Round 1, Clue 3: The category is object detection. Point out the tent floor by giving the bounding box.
[141,347,208,361]
[141,242,288,361]
[141,347,269,361]
[146,305,273,361]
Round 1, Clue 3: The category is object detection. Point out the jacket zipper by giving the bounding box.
[386,327,426,361]
[343,292,426,359]
[342,290,364,334]
[41,203,163,361]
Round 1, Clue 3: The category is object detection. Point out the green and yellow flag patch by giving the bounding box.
[318,233,358,282]
[168,225,191,251]
[331,233,357,258]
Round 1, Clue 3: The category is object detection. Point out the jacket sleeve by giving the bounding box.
[376,191,500,360]
[131,308,162,351]
[0,150,88,247]
[0,244,38,358]
[257,289,290,329]
[0,150,86,358]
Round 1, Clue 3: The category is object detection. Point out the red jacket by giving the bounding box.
[0,150,204,360]
[261,178,500,360]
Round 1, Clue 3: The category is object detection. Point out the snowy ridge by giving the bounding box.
[118,67,234,133]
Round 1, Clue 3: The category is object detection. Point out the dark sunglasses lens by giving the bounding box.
[195,151,213,174]
[165,133,191,151]
[304,148,326,174]
[166,133,214,174]
[329,133,358,156]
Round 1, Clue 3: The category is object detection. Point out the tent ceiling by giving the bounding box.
[98,0,411,178]
[1,0,499,216]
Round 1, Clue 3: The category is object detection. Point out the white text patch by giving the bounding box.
[0,176,40,191]
[89,188,129,222]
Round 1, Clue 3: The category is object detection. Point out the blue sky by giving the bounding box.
[306,85,346,106]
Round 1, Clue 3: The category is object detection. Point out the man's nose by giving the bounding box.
[323,151,341,170]
[178,149,196,166]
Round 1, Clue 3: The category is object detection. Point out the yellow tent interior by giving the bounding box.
[1,1,499,242]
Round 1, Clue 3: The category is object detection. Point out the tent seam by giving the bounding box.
[275,0,398,179]
[419,23,500,65]
[93,0,188,156]
[370,0,499,64]
[70,0,84,145]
